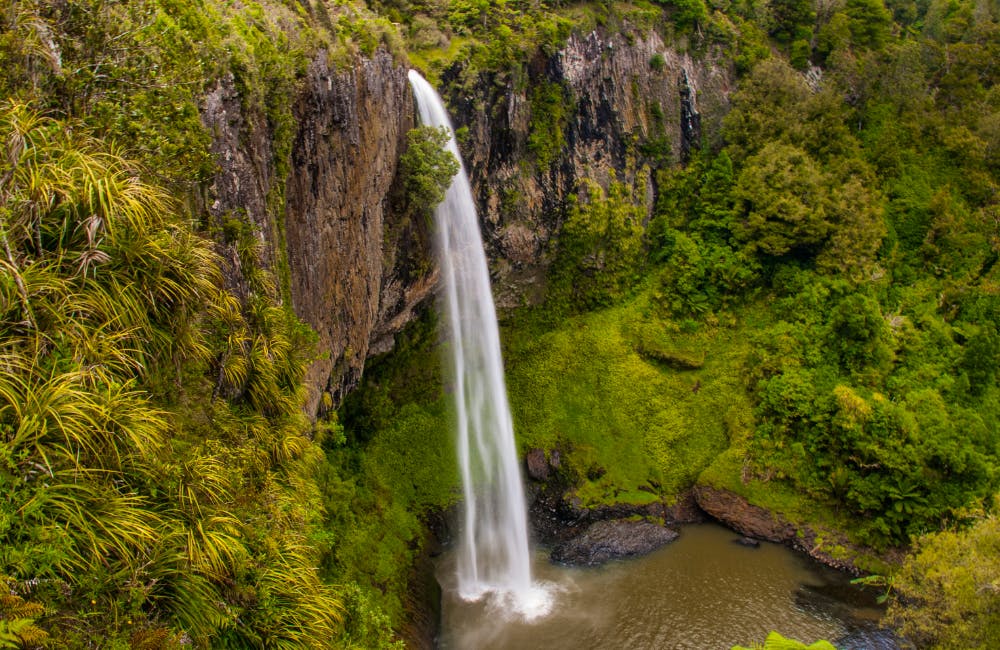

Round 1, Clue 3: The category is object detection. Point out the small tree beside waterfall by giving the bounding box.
[399,125,459,220]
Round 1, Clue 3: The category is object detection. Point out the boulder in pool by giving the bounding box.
[551,519,679,566]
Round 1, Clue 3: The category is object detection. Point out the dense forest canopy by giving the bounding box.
[0,0,997,647]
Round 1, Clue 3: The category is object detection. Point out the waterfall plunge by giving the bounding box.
[408,71,552,620]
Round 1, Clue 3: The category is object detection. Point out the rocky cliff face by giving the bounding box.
[443,30,733,308]
[284,52,436,414]
[201,32,733,416]
[203,49,437,416]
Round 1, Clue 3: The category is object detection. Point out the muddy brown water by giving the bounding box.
[437,523,897,650]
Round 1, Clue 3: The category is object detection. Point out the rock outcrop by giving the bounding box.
[693,485,798,543]
[693,485,896,574]
[551,519,679,566]
[202,49,437,416]
[284,52,435,414]
[443,30,733,308]
[525,447,562,481]
[202,71,283,306]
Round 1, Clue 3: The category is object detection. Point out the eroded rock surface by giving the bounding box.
[551,519,679,566]
[203,49,436,416]
[284,51,434,414]
[693,485,797,543]
[526,448,551,482]
[444,30,733,308]
[693,485,898,574]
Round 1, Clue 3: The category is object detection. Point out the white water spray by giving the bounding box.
[408,70,551,619]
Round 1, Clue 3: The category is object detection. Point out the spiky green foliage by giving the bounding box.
[0,102,340,647]
[732,631,837,650]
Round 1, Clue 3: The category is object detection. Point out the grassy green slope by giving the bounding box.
[505,294,757,506]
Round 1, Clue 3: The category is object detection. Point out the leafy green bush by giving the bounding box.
[734,142,828,256]
[399,125,460,219]
[654,0,710,28]
[743,280,997,547]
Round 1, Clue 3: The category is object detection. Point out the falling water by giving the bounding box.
[408,70,551,619]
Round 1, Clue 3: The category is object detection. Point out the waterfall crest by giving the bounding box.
[408,70,551,619]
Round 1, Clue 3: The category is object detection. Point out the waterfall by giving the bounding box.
[408,70,551,619]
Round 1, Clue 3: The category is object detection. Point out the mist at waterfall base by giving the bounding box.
[408,70,554,621]
[438,524,897,650]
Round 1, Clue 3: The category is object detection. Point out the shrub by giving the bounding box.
[399,125,460,219]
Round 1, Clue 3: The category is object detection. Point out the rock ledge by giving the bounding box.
[551,519,679,566]
[693,485,901,574]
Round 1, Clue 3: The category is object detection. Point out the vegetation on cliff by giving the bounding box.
[1,0,997,647]
[0,0,381,645]
[0,100,338,645]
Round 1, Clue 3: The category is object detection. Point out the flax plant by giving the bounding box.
[0,101,341,645]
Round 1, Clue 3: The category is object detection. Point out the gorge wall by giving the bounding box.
[200,30,733,416]
[444,30,732,308]
[202,49,435,416]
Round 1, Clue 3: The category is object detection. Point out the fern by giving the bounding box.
[0,578,48,648]
[732,631,839,650]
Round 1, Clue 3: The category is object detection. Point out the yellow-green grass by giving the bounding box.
[503,292,758,507]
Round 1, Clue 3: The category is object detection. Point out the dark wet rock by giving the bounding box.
[665,489,706,524]
[679,67,702,162]
[551,520,679,566]
[561,489,705,528]
[526,448,550,481]
[835,628,905,650]
[529,486,705,547]
[734,536,760,548]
